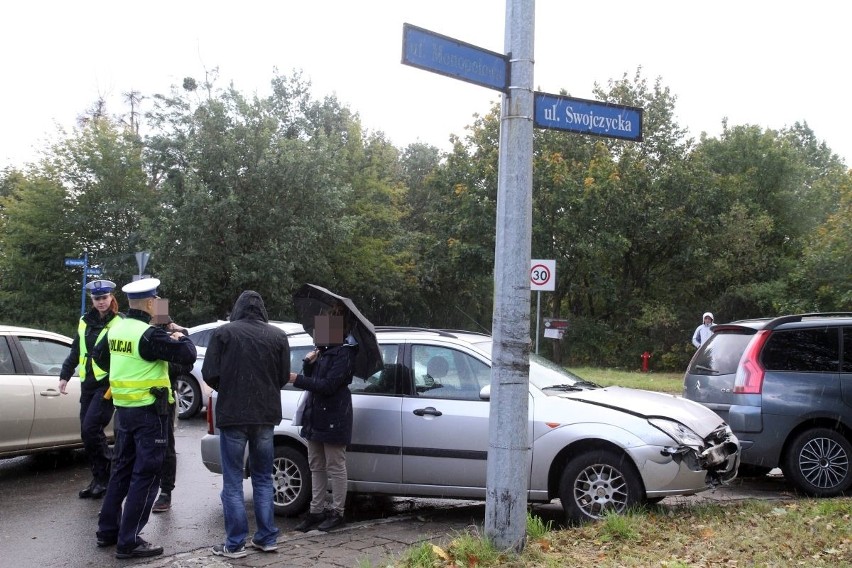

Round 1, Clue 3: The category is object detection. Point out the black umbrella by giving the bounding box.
[292,283,383,378]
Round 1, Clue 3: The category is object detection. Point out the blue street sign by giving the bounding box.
[534,92,643,142]
[64,257,85,267]
[86,268,103,276]
[402,23,508,92]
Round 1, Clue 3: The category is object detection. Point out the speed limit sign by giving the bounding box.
[530,259,556,291]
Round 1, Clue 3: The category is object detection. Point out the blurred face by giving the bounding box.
[151,297,170,325]
[91,293,112,316]
[314,315,345,346]
[704,316,713,325]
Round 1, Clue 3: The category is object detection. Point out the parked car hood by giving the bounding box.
[557,386,724,437]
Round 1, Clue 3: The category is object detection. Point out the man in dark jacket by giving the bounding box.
[202,290,290,559]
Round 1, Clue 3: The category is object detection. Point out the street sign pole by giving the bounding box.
[79,251,88,316]
[485,0,534,552]
[401,1,639,551]
[536,291,541,354]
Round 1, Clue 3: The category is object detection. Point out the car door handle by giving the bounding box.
[413,406,442,417]
[40,389,61,397]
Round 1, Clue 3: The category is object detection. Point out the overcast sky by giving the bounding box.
[2,1,850,169]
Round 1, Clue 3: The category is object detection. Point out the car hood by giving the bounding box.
[557,386,723,437]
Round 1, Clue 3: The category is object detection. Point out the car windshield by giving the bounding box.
[470,339,599,390]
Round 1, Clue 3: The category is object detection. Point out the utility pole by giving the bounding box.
[485,0,534,553]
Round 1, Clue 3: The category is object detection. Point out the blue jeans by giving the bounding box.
[219,425,279,549]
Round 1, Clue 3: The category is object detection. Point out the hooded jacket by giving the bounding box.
[202,291,290,428]
[692,313,715,348]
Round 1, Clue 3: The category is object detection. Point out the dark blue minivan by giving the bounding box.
[684,313,852,497]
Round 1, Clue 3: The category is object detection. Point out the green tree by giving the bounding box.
[144,71,358,323]
[0,115,153,332]
[407,107,503,331]
[0,173,77,331]
[528,70,698,367]
[328,132,421,325]
[690,120,848,319]
[790,169,852,310]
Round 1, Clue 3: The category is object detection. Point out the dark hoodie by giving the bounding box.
[202,290,291,428]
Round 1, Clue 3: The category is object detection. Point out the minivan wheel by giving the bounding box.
[272,445,311,517]
[175,374,201,419]
[559,450,644,524]
[783,428,852,497]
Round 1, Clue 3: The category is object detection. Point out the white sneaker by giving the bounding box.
[212,543,247,558]
[249,538,279,552]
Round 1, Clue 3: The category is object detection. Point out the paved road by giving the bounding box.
[129,472,797,568]
[1,414,797,568]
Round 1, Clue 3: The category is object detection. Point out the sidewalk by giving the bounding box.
[133,502,484,568]
[133,473,793,568]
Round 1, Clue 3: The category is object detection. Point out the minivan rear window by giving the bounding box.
[762,328,839,372]
[688,331,753,375]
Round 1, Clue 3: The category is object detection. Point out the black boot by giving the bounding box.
[294,512,326,532]
[79,479,97,499]
[89,480,108,499]
[317,512,346,531]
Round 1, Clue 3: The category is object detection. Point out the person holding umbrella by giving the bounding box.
[289,284,384,532]
[289,299,362,531]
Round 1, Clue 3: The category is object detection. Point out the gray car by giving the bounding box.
[684,313,852,497]
[202,327,740,523]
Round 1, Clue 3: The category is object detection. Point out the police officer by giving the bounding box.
[152,316,193,514]
[92,278,196,560]
[59,279,122,499]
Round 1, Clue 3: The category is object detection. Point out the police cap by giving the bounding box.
[122,278,161,300]
[85,280,116,296]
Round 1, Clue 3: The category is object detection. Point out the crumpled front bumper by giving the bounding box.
[663,425,740,486]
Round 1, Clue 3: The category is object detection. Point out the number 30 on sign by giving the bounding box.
[530,259,556,291]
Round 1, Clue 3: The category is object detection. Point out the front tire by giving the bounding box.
[273,445,311,517]
[175,374,201,420]
[559,449,644,524]
[782,428,852,497]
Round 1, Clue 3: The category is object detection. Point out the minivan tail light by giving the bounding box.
[733,329,771,394]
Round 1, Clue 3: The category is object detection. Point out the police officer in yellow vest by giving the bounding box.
[59,279,122,499]
[92,278,196,560]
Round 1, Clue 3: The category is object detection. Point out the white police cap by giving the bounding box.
[85,280,116,296]
[122,278,161,300]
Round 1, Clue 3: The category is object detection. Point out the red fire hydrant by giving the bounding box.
[641,351,652,373]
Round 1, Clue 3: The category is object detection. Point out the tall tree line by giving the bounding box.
[1,69,848,369]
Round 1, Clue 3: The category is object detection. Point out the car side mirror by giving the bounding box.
[479,384,491,400]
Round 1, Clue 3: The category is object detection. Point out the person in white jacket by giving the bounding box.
[692,312,715,348]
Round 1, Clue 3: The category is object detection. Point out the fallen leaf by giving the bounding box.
[431,544,449,561]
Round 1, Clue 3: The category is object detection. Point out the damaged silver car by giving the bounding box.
[202,327,740,523]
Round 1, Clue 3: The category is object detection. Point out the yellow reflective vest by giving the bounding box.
[107,318,170,408]
[77,315,120,382]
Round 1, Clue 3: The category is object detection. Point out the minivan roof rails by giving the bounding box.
[765,312,852,331]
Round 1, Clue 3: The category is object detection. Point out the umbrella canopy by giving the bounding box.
[292,283,383,378]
